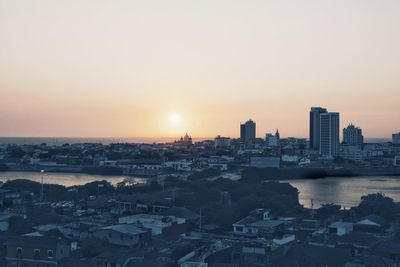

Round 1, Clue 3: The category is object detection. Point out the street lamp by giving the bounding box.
[40,170,44,202]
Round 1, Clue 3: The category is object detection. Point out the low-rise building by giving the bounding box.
[394,156,400,166]
[339,144,363,162]
[119,214,186,236]
[5,235,70,267]
[214,136,231,148]
[250,156,280,168]
[93,224,151,247]
[163,161,193,171]
[329,222,353,236]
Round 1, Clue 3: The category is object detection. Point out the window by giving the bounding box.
[47,250,54,258]
[16,247,23,258]
[235,226,243,232]
[34,249,41,260]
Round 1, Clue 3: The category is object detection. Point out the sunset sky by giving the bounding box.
[1,0,399,139]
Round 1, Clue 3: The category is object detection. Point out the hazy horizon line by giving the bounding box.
[0,136,392,141]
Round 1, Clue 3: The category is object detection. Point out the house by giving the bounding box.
[118,214,186,236]
[163,161,193,171]
[230,241,277,266]
[5,235,70,267]
[0,212,24,232]
[298,219,321,231]
[233,210,284,236]
[93,224,151,247]
[159,206,200,225]
[374,241,400,262]
[249,156,280,168]
[329,222,353,236]
[354,215,386,233]
[273,243,352,267]
[91,249,144,267]
[344,255,394,267]
[309,232,381,256]
[0,189,33,208]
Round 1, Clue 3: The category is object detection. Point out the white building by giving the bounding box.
[281,155,299,163]
[163,161,192,171]
[328,222,353,236]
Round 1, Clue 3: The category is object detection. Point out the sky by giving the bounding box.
[0,0,399,139]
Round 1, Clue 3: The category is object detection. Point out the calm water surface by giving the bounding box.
[1,172,399,208]
[288,176,400,208]
[0,171,146,187]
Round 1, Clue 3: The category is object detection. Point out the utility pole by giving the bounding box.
[199,207,202,232]
[40,169,44,202]
[310,199,314,219]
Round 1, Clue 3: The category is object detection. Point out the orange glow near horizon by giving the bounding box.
[0,1,399,139]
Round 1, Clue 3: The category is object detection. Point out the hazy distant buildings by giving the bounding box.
[250,156,280,168]
[214,135,231,148]
[309,107,327,150]
[393,133,400,145]
[174,133,193,146]
[339,145,363,162]
[240,119,256,148]
[265,129,280,147]
[320,112,340,157]
[343,124,364,146]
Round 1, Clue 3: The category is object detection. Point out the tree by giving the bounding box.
[355,193,397,221]
[8,216,30,235]
[316,203,341,219]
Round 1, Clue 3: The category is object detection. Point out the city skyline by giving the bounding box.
[0,109,398,140]
[1,0,400,138]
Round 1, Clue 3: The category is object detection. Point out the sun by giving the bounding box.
[169,113,182,125]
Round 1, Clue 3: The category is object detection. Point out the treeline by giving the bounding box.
[242,167,328,180]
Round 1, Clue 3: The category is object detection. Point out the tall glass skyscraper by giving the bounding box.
[320,112,340,157]
[240,119,256,148]
[309,107,327,150]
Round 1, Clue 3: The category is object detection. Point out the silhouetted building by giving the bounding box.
[393,132,400,144]
[174,133,192,146]
[320,112,340,157]
[265,129,280,147]
[240,119,256,148]
[343,124,364,146]
[309,107,327,150]
[214,135,231,148]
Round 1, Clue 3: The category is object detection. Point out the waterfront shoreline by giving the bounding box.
[1,166,400,182]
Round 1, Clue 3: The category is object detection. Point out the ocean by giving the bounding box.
[0,137,391,145]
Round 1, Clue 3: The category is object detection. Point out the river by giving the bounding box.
[1,171,399,208]
[0,171,145,187]
[287,176,400,208]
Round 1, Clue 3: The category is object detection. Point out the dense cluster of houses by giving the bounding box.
[1,181,400,267]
